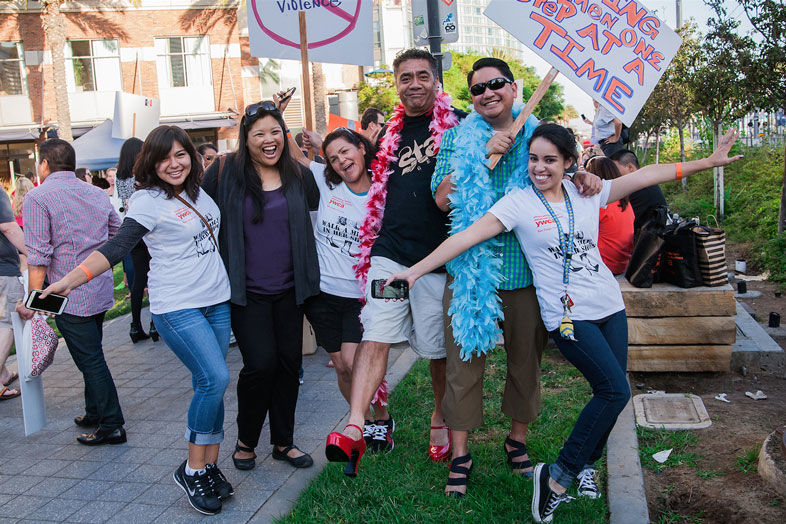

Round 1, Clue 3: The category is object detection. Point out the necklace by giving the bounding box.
[532,184,577,340]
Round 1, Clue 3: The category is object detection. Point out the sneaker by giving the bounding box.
[205,463,234,500]
[173,460,222,515]
[363,420,378,450]
[371,417,395,452]
[577,467,600,499]
[532,463,574,523]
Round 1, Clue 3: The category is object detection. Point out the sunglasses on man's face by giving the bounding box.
[469,77,512,97]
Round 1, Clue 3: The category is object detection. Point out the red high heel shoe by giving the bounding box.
[429,425,451,463]
[325,424,367,477]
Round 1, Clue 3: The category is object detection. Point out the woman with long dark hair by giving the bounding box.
[387,124,740,523]
[115,137,158,343]
[202,101,319,472]
[41,125,234,515]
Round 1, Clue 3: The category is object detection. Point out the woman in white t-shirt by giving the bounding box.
[388,123,741,523]
[41,126,233,516]
[290,127,392,449]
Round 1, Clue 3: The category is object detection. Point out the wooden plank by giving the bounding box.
[627,345,732,372]
[628,317,736,345]
[618,277,735,317]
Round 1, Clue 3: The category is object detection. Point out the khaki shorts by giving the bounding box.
[0,275,24,329]
[360,256,447,360]
[442,282,548,431]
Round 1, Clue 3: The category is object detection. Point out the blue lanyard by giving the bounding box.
[532,185,575,286]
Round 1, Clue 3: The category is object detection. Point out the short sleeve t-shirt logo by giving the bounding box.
[320,196,360,257]
[173,205,217,256]
[398,135,436,175]
[533,212,600,276]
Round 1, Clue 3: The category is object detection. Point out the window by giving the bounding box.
[155,36,212,89]
[65,39,122,92]
[0,42,26,96]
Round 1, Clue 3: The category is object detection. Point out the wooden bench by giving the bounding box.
[617,276,736,372]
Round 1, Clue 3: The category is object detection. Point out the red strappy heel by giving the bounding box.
[325,424,367,477]
[429,425,451,463]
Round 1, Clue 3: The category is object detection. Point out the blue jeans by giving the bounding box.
[152,302,231,445]
[56,312,124,431]
[548,309,630,490]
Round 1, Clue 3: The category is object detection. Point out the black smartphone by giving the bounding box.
[25,290,68,315]
[370,279,409,300]
[280,86,296,102]
[581,113,586,120]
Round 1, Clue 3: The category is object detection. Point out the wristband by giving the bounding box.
[675,163,683,180]
[77,264,93,282]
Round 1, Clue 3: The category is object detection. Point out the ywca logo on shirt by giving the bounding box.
[533,213,559,232]
[398,136,436,175]
[175,206,195,223]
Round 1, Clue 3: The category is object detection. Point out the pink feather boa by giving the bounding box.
[353,91,459,292]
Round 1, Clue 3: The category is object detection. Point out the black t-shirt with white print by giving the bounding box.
[371,108,466,270]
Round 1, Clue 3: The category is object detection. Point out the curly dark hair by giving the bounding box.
[393,48,438,79]
[321,128,375,190]
[133,125,202,201]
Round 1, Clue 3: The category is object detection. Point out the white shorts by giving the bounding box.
[361,256,446,360]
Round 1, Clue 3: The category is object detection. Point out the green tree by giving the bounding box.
[356,71,398,116]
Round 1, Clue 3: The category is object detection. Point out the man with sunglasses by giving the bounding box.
[431,57,601,497]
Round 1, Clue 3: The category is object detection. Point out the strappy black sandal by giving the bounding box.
[504,437,533,478]
[445,453,472,499]
[232,442,257,470]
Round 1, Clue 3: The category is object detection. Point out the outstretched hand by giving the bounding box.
[708,128,742,167]
[273,90,291,113]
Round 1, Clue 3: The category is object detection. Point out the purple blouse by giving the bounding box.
[243,189,294,294]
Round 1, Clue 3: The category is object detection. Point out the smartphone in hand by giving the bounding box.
[25,290,68,315]
[370,279,409,300]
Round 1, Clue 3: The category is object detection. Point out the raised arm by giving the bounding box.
[606,128,741,205]
[386,212,506,288]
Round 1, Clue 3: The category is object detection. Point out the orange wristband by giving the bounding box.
[675,163,683,180]
[77,264,92,282]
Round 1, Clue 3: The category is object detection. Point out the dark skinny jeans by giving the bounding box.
[232,288,303,449]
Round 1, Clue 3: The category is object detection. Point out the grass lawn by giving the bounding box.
[280,347,608,523]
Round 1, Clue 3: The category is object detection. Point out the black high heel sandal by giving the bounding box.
[149,320,160,342]
[129,324,149,344]
[445,453,472,499]
[232,442,256,470]
[504,436,534,478]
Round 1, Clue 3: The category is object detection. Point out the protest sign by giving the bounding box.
[247,1,373,66]
[484,0,682,126]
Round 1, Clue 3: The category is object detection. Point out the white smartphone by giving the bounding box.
[25,290,68,315]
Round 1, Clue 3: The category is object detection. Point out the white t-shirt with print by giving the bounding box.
[311,161,367,298]
[127,188,231,314]
[489,180,625,331]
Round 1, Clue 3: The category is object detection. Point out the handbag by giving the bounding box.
[28,314,59,379]
[693,219,728,286]
[625,206,667,288]
[659,219,703,288]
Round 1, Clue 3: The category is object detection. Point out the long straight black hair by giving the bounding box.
[234,106,302,223]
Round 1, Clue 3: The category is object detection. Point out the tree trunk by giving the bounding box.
[678,124,687,190]
[712,123,720,216]
[779,138,786,234]
[642,132,652,162]
[312,62,327,136]
[655,128,661,164]
[42,0,72,141]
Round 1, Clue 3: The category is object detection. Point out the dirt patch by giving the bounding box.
[632,370,786,523]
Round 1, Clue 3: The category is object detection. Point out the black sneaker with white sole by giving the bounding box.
[174,460,222,515]
[532,463,574,523]
[576,467,600,499]
[205,463,234,500]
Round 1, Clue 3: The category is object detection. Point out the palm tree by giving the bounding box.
[312,62,327,135]
[41,0,72,141]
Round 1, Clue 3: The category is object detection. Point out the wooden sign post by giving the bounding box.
[487,67,558,170]
[298,11,315,160]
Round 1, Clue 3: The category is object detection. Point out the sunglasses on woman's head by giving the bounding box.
[469,77,512,97]
[245,101,278,118]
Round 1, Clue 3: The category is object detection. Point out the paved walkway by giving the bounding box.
[0,309,411,523]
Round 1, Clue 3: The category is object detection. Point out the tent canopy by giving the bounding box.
[72,119,125,171]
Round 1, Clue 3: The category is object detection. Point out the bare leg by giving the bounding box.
[345,340,390,438]
[429,357,449,446]
[445,429,471,496]
[506,419,533,475]
[337,343,376,421]
[0,328,15,385]
[187,443,220,469]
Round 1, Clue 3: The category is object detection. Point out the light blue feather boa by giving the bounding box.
[445,104,532,361]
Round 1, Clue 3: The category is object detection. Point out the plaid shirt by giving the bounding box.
[432,124,535,290]
[23,171,121,316]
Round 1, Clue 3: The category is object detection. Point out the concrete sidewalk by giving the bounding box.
[0,309,411,523]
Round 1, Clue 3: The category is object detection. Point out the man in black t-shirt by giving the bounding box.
[334,49,465,461]
[611,149,668,231]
